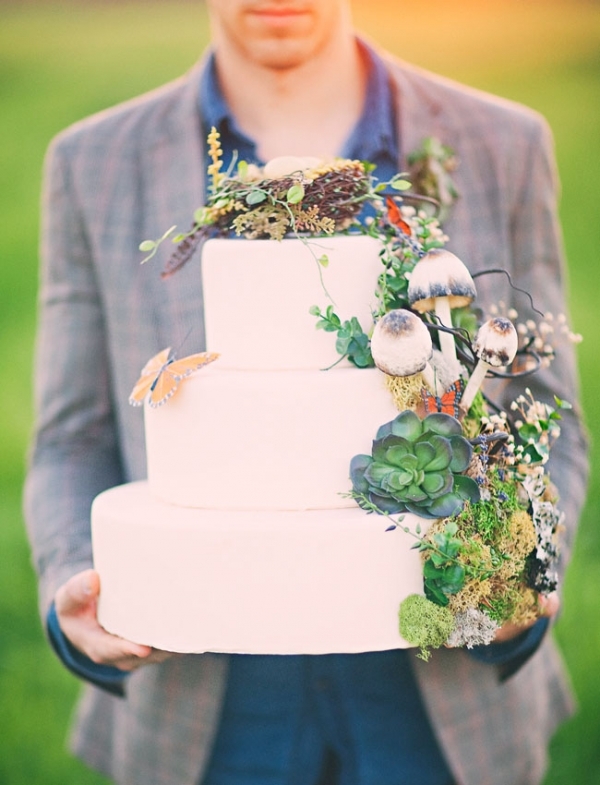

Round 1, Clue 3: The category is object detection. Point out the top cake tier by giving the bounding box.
[202,235,383,370]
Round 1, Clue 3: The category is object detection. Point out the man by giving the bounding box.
[25,1,588,784]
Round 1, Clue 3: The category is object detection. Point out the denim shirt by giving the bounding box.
[199,40,400,184]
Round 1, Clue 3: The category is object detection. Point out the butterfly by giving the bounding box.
[421,378,465,419]
[129,347,219,408]
[385,196,412,236]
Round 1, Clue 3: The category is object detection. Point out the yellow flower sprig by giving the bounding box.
[207,126,224,195]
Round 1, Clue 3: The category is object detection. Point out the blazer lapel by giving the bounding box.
[139,61,209,352]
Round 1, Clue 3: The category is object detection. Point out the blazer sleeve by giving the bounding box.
[24,135,125,621]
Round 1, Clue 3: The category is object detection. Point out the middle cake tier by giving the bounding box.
[145,365,398,510]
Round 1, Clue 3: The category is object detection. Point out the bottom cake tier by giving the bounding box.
[92,482,429,654]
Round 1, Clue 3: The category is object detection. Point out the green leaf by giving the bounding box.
[427,493,464,518]
[364,462,396,486]
[423,413,462,436]
[445,520,459,537]
[390,410,423,441]
[308,305,321,316]
[448,436,473,473]
[421,472,447,496]
[452,474,481,503]
[373,435,408,463]
[424,580,450,606]
[403,483,428,503]
[420,436,452,472]
[317,254,329,267]
[441,563,466,592]
[287,183,305,204]
[382,469,414,492]
[350,346,374,367]
[391,178,411,191]
[554,396,572,410]
[387,449,418,470]
[246,190,267,205]
[139,240,156,252]
[413,441,436,469]
[350,454,372,494]
[518,422,540,441]
[194,207,210,224]
[335,334,352,355]
[325,306,340,326]
[237,160,248,177]
[424,559,444,579]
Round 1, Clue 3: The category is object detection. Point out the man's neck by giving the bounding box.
[213,33,366,161]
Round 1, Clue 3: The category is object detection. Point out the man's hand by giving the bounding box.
[493,592,560,644]
[55,569,174,671]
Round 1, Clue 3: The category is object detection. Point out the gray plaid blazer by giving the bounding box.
[25,49,589,785]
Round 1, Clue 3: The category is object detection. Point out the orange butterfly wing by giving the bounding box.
[168,352,220,380]
[385,196,412,236]
[421,379,465,418]
[147,367,180,408]
[129,347,172,406]
[146,351,220,408]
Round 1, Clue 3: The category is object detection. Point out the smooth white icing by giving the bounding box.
[145,365,398,510]
[93,482,428,654]
[92,236,430,654]
[202,236,383,370]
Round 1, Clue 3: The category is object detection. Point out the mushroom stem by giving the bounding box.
[434,297,457,362]
[421,363,444,396]
[460,360,490,412]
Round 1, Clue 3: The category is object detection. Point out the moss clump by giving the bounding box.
[448,578,493,614]
[399,594,454,660]
[384,373,424,412]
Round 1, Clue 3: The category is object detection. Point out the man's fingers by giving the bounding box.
[55,568,155,666]
[538,591,560,618]
[80,625,153,668]
[55,569,99,615]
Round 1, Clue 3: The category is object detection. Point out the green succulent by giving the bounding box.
[350,410,480,519]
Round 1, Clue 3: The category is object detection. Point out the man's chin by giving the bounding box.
[244,40,319,71]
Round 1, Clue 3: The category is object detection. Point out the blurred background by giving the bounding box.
[0,1,598,782]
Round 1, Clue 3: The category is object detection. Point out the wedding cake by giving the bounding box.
[92,146,567,659]
[92,236,430,654]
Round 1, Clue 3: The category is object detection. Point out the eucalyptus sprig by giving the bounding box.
[309,305,373,368]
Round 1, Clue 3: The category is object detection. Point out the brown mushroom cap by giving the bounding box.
[408,249,477,313]
[474,317,519,367]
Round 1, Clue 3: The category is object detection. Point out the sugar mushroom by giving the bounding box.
[407,249,477,363]
[460,316,519,412]
[370,309,441,394]
[263,156,322,179]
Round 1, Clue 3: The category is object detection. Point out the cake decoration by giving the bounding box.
[92,130,581,657]
[129,347,220,408]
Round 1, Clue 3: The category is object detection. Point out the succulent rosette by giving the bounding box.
[350,410,480,518]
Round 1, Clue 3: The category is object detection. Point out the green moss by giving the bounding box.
[454,467,521,547]
[399,594,455,660]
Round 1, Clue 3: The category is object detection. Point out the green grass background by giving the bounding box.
[0,1,598,782]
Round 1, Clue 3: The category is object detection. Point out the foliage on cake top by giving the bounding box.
[140,126,396,277]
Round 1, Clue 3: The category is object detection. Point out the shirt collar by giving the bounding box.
[198,39,398,165]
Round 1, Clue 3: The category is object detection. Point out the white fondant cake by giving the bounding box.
[92,236,430,654]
